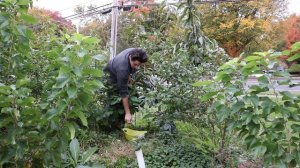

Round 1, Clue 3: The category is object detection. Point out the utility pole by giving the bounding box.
[110,0,118,59]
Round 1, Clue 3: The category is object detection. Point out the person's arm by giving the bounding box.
[116,70,132,123]
[122,96,132,123]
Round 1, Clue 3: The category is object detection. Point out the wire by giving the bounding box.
[63,0,246,21]
[63,3,113,20]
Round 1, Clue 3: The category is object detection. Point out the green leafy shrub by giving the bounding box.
[0,1,105,165]
[195,45,300,167]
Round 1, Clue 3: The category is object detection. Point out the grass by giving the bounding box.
[89,130,136,167]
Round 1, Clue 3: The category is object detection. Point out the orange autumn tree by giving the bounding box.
[279,15,300,72]
[199,0,288,57]
[284,14,300,48]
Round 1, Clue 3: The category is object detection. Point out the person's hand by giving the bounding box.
[125,112,132,123]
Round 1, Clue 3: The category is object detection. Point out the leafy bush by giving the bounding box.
[0,1,105,166]
[195,46,300,167]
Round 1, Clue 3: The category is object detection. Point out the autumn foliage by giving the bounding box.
[28,8,73,28]
[199,0,288,57]
[283,15,300,49]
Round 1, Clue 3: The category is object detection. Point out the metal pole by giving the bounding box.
[110,0,118,59]
[76,21,80,33]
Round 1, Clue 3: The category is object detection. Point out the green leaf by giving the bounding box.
[244,56,261,62]
[85,80,105,90]
[48,90,60,101]
[291,124,300,133]
[231,101,245,114]
[16,78,30,88]
[215,72,231,82]
[17,0,30,5]
[288,64,300,72]
[291,42,300,52]
[57,100,67,114]
[261,98,275,116]
[248,122,260,135]
[296,151,300,165]
[17,97,35,106]
[81,55,92,67]
[282,50,290,55]
[67,86,77,99]
[291,114,300,122]
[241,113,253,125]
[66,123,76,139]
[0,98,12,108]
[252,144,267,157]
[39,102,49,109]
[242,67,260,77]
[257,75,269,84]
[192,80,212,87]
[227,122,236,133]
[73,33,84,42]
[226,86,241,95]
[83,37,100,44]
[16,25,26,37]
[81,147,97,163]
[55,71,70,88]
[200,92,217,101]
[287,53,300,62]
[76,111,88,127]
[73,66,82,77]
[78,91,92,106]
[7,128,16,145]
[82,69,103,77]
[272,123,285,132]
[270,52,283,59]
[65,34,71,39]
[244,135,256,149]
[70,138,80,164]
[249,85,268,94]
[280,91,297,100]
[216,105,230,122]
[20,14,37,24]
[207,101,221,113]
[0,20,9,28]
[245,95,259,106]
[284,154,294,163]
[0,86,11,95]
[46,108,59,120]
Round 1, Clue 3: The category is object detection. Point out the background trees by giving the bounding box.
[199,0,288,57]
